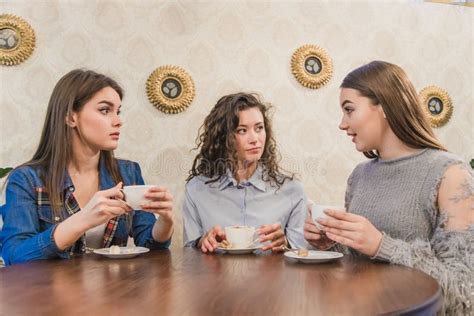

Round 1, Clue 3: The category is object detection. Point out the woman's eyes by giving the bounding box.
[236,126,264,134]
[99,108,121,115]
[343,107,354,114]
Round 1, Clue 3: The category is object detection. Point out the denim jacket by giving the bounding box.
[0,159,171,265]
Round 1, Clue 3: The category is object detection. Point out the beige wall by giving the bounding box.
[1,0,472,247]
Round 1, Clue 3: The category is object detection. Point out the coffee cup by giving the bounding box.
[224,225,257,249]
[310,205,343,229]
[121,185,156,210]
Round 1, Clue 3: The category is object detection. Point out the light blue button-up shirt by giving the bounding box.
[183,165,307,248]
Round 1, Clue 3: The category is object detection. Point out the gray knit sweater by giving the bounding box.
[344,149,473,315]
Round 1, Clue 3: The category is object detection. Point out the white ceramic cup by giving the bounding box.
[311,205,343,229]
[122,185,156,210]
[225,225,257,249]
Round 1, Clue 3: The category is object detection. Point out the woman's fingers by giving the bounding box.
[269,239,286,252]
[103,198,131,208]
[325,232,355,249]
[141,201,173,210]
[258,223,280,235]
[145,188,173,201]
[257,223,286,251]
[102,206,129,217]
[304,230,324,242]
[213,226,226,240]
[201,227,225,253]
[140,186,173,213]
[202,235,213,253]
[201,238,213,253]
[304,217,327,242]
[259,227,284,243]
[207,235,219,252]
[262,235,286,251]
[322,225,359,241]
[100,182,124,199]
[95,198,131,216]
[304,220,324,234]
[317,216,358,232]
[323,209,358,222]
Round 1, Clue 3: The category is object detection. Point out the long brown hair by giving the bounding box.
[340,60,446,158]
[187,92,293,187]
[20,69,124,216]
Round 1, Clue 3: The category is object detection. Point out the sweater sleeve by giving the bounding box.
[375,226,473,314]
[374,161,473,315]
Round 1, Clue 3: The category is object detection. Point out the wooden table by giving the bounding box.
[0,248,442,315]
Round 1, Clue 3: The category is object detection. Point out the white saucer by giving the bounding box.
[217,246,260,254]
[93,247,150,259]
[284,250,343,263]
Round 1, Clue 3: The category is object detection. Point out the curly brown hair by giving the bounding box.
[187,92,293,187]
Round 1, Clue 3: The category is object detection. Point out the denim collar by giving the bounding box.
[218,164,266,192]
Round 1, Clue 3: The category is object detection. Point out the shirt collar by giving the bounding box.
[218,164,267,192]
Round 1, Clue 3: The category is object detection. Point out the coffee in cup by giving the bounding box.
[224,225,257,249]
[122,185,156,210]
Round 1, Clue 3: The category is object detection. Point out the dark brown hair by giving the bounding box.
[21,69,124,216]
[187,92,293,187]
[340,60,446,158]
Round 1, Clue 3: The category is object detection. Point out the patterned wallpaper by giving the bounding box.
[1,1,472,247]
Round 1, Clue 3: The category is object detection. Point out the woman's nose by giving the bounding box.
[248,131,258,143]
[113,114,122,127]
[339,118,348,131]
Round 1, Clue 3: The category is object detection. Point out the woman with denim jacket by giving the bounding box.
[0,69,174,265]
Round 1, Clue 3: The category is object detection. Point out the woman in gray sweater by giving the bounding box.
[304,61,472,315]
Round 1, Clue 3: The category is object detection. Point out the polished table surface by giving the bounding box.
[0,248,442,315]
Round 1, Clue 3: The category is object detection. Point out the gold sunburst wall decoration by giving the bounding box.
[146,65,195,114]
[0,14,36,66]
[419,85,453,128]
[291,44,333,89]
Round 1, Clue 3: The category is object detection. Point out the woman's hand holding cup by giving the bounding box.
[304,204,337,250]
[80,182,132,229]
[140,186,174,223]
[121,185,175,243]
[257,223,287,252]
[199,225,226,253]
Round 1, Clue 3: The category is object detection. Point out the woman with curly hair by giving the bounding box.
[183,92,307,253]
